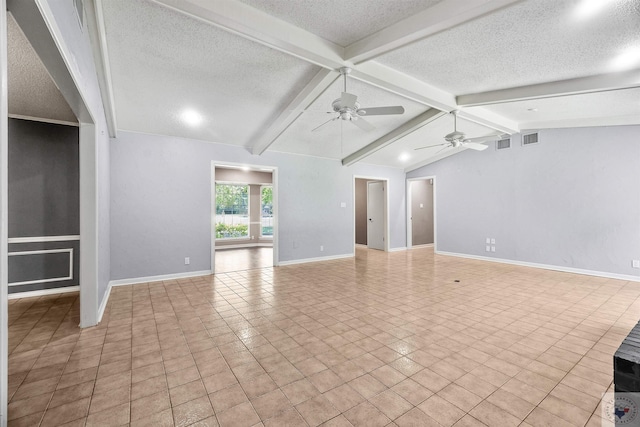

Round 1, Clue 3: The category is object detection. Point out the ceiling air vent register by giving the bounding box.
[522,132,539,146]
[496,137,511,150]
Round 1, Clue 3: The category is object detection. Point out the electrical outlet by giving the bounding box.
[486,238,490,244]
[320,245,324,252]
[491,238,496,244]
[633,260,640,269]
[485,245,490,252]
[491,246,496,252]
[251,235,254,240]
[184,257,190,265]
[340,202,346,208]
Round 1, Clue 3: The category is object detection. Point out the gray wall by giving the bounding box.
[407,126,640,279]
[355,178,367,245]
[110,131,407,280]
[8,118,80,294]
[215,167,273,247]
[411,179,434,246]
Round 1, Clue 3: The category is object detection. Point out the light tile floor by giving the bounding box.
[7,247,640,426]
[215,247,273,273]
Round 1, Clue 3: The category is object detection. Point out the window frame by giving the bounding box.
[214,181,250,240]
[259,184,273,239]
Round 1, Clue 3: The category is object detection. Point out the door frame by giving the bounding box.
[211,162,279,274]
[353,175,389,254]
[406,176,437,250]
[1,3,9,425]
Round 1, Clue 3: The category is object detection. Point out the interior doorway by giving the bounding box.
[407,177,436,249]
[354,177,388,252]
[211,163,278,274]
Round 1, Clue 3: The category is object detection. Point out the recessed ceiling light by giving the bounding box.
[242,166,250,172]
[573,0,616,20]
[399,152,411,162]
[181,109,203,126]
[610,46,640,71]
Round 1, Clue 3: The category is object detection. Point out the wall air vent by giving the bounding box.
[522,132,539,146]
[496,137,511,150]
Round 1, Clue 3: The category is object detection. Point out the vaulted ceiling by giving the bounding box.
[9,0,640,170]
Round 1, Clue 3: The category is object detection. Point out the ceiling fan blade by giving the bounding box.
[357,106,405,116]
[414,142,450,151]
[463,142,488,151]
[311,117,337,132]
[351,118,375,132]
[341,92,358,109]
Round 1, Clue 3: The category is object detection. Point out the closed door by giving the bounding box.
[367,181,384,250]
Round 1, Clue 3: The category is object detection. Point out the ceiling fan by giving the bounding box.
[415,111,506,154]
[312,67,405,132]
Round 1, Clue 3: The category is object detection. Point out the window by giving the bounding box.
[215,184,249,239]
[261,186,273,237]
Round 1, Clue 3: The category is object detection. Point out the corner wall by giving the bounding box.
[110,131,407,281]
[407,125,640,280]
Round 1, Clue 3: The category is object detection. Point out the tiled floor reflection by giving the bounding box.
[215,247,273,273]
[7,247,640,426]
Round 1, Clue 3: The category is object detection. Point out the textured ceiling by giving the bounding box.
[364,114,497,168]
[7,13,76,123]
[237,0,444,46]
[101,0,320,147]
[470,88,640,128]
[270,77,428,159]
[88,0,640,169]
[378,0,640,94]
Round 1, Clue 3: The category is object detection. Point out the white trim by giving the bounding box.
[8,286,80,300]
[8,235,80,244]
[436,251,640,282]
[8,114,78,127]
[97,280,111,324]
[216,243,273,250]
[8,248,73,286]
[353,175,390,254]
[1,3,9,425]
[278,253,353,266]
[411,243,434,249]
[84,0,118,137]
[406,176,437,252]
[212,161,279,273]
[389,247,407,252]
[109,269,212,287]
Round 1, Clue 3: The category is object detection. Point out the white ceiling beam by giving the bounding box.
[344,0,523,64]
[251,68,338,155]
[457,69,640,107]
[351,62,519,134]
[152,0,519,145]
[152,0,345,69]
[521,113,640,131]
[84,0,118,138]
[342,109,445,166]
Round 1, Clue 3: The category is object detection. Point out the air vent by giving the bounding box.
[522,132,539,146]
[496,137,511,150]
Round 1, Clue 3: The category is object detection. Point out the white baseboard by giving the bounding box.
[216,243,273,250]
[108,270,213,287]
[8,285,80,300]
[389,247,407,252]
[436,251,640,282]
[278,253,353,266]
[97,282,112,324]
[411,243,434,249]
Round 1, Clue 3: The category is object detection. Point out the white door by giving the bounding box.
[367,181,385,250]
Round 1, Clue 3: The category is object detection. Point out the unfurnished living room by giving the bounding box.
[1,0,640,426]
